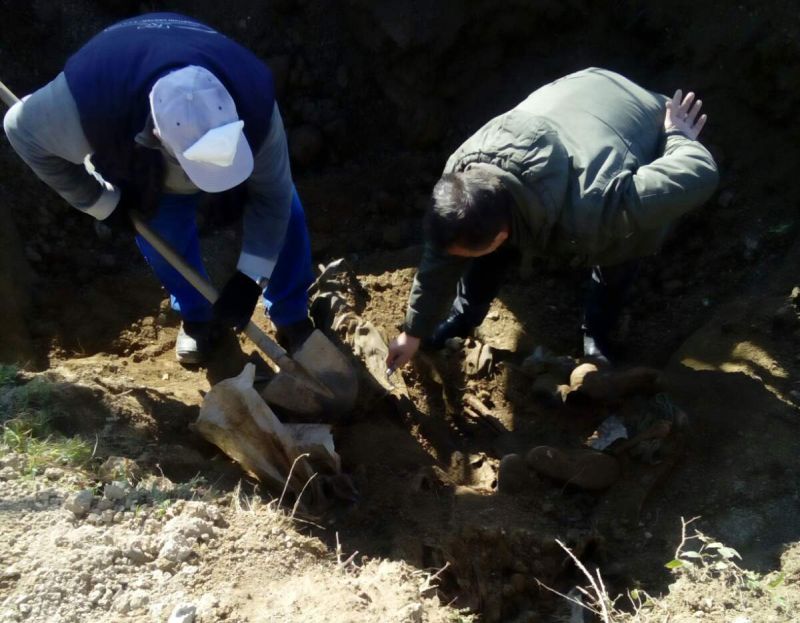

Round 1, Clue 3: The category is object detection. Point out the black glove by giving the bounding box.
[213,271,263,331]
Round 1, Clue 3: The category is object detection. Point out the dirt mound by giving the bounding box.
[0,462,464,623]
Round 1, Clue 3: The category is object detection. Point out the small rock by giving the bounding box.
[168,603,196,623]
[86,512,104,526]
[44,467,64,481]
[183,501,222,524]
[196,593,220,617]
[64,490,94,518]
[0,454,24,470]
[159,534,192,564]
[0,466,18,480]
[98,456,140,483]
[2,564,20,580]
[104,483,126,501]
[397,602,422,623]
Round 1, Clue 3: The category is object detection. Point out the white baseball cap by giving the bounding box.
[149,65,254,192]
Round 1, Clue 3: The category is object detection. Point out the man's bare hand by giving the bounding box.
[386,332,421,373]
[665,89,708,140]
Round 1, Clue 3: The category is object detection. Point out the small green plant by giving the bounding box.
[0,375,94,475]
[0,364,18,387]
[664,516,754,584]
[154,499,171,518]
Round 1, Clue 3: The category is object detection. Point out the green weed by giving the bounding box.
[0,364,18,387]
[0,375,94,475]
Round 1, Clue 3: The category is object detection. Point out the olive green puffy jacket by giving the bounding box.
[405,67,719,337]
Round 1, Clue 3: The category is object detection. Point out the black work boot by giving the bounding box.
[175,321,212,365]
[422,314,477,351]
[275,317,315,354]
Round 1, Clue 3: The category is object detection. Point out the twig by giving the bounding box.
[535,579,603,618]
[674,515,701,560]
[290,472,318,519]
[335,531,358,570]
[556,539,612,622]
[277,452,311,509]
[419,562,451,594]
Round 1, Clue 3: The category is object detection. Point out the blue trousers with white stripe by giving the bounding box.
[135,189,314,327]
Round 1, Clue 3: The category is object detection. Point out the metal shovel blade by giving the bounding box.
[261,329,358,417]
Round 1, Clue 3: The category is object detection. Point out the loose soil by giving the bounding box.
[2,1,800,621]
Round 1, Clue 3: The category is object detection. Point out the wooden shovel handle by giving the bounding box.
[129,212,290,365]
[0,79,19,107]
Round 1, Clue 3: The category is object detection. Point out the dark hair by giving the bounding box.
[424,170,511,250]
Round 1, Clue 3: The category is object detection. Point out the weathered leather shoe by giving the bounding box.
[525,446,621,490]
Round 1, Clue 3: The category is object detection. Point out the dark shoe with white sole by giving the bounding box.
[175,322,212,365]
[582,333,612,365]
[422,313,477,351]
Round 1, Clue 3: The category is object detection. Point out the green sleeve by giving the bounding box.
[403,244,466,337]
[603,133,719,236]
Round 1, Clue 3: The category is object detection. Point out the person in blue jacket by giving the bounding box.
[4,13,315,364]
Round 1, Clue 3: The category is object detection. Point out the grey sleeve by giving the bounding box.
[2,72,120,219]
[602,133,719,237]
[403,244,466,337]
[237,103,294,281]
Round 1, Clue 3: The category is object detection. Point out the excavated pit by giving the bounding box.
[3,1,800,620]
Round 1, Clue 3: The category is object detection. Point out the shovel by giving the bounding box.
[0,79,358,417]
[130,213,358,416]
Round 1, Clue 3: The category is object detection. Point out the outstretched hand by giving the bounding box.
[665,89,708,140]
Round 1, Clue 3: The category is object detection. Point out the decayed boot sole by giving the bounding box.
[526,446,621,490]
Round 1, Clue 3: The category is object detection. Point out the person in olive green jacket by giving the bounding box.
[386,67,718,370]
